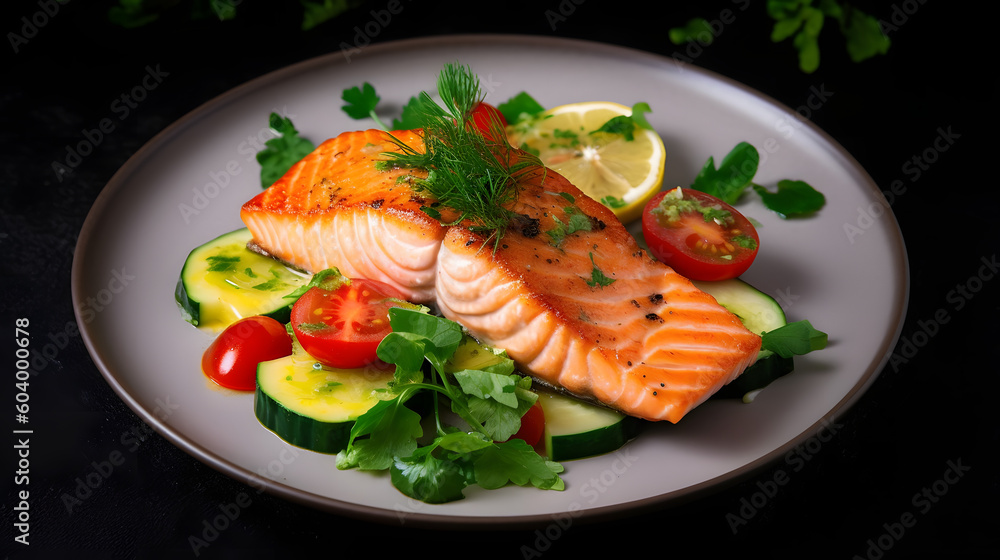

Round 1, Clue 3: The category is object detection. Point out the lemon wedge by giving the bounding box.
[506,101,666,224]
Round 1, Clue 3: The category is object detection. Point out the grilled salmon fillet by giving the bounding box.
[242,129,761,423]
[241,129,442,303]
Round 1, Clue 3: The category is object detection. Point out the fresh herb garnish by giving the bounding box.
[670,1,889,73]
[341,82,389,130]
[761,320,828,358]
[601,195,628,208]
[547,205,593,247]
[586,252,616,288]
[256,113,315,189]
[690,142,825,218]
[336,308,564,503]
[205,255,239,272]
[282,268,349,303]
[752,180,826,218]
[591,102,654,142]
[497,91,546,125]
[377,63,545,251]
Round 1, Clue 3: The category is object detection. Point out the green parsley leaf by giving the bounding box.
[256,113,315,189]
[301,0,360,31]
[392,95,435,130]
[600,195,628,209]
[205,255,239,272]
[761,320,828,358]
[390,443,475,504]
[593,115,637,141]
[586,252,616,289]
[690,141,760,204]
[282,268,349,303]
[630,102,654,130]
[341,82,389,128]
[669,17,716,45]
[497,91,546,124]
[338,398,423,471]
[840,5,891,63]
[474,439,565,491]
[767,0,889,73]
[251,277,287,291]
[589,103,652,141]
[752,179,826,217]
[379,308,464,373]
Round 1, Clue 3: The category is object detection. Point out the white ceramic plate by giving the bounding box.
[72,35,907,528]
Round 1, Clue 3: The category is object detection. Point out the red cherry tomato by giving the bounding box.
[511,401,545,447]
[202,316,292,391]
[468,102,508,142]
[290,279,408,369]
[641,187,760,281]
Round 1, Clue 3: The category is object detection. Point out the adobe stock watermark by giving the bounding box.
[60,394,180,514]
[27,266,136,377]
[51,64,170,182]
[878,0,927,37]
[177,105,297,224]
[543,0,589,31]
[726,417,842,533]
[888,253,996,372]
[188,445,301,556]
[518,448,638,558]
[339,0,412,63]
[852,458,970,560]
[844,125,960,244]
[7,0,69,54]
[667,0,752,68]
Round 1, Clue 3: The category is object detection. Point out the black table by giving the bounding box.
[4,1,996,557]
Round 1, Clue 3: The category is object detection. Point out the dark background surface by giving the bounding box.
[2,0,997,558]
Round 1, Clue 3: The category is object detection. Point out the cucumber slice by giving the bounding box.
[692,278,786,336]
[537,391,644,462]
[694,278,796,400]
[254,347,394,454]
[175,228,310,332]
[712,353,795,401]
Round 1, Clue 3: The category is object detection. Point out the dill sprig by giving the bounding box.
[382,63,543,251]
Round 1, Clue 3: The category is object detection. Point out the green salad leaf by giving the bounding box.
[690,142,825,218]
[336,308,563,503]
[255,113,315,189]
[752,180,826,218]
[691,141,760,204]
[761,320,829,358]
[497,91,546,124]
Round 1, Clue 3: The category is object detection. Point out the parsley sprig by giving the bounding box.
[690,142,825,218]
[669,0,889,73]
[256,113,315,189]
[336,308,564,504]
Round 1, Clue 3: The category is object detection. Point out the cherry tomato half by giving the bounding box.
[202,316,292,391]
[468,102,508,142]
[290,278,408,369]
[641,187,760,281]
[510,401,545,447]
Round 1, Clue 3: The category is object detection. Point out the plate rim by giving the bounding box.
[71,32,910,529]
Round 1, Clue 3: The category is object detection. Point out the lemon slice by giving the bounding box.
[507,101,665,224]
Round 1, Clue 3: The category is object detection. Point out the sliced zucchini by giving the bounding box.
[175,228,310,332]
[694,278,795,400]
[254,344,394,454]
[536,391,644,462]
[712,353,795,401]
[692,278,786,336]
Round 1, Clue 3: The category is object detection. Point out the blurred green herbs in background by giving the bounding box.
[108,0,365,31]
[669,0,890,73]
[108,0,890,73]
